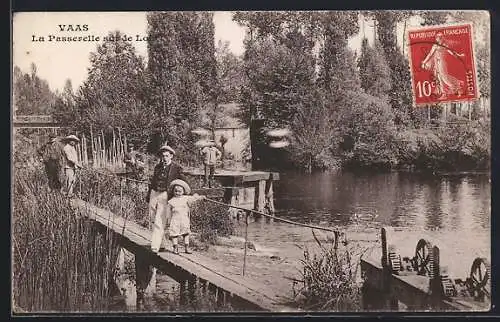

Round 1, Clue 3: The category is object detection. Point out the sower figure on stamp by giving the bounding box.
[421,32,465,99]
[148,144,186,253]
[200,140,221,188]
[62,135,83,198]
[37,134,65,192]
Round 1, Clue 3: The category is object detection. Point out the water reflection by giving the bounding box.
[274,170,490,233]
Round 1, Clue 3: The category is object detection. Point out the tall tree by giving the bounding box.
[75,30,149,141]
[215,40,244,104]
[146,12,218,156]
[357,37,391,100]
[371,11,414,127]
[317,11,360,95]
[13,64,57,115]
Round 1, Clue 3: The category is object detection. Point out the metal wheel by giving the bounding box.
[441,278,457,298]
[468,257,491,299]
[388,251,402,274]
[414,239,434,277]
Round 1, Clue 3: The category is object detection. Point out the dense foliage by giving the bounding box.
[13,11,490,172]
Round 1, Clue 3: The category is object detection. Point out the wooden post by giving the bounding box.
[265,177,275,223]
[256,180,266,212]
[179,277,196,306]
[242,211,249,277]
[115,248,125,272]
[430,246,442,309]
[226,187,239,219]
[380,227,396,310]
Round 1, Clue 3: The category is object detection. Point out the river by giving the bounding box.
[274,170,490,233]
[111,169,491,311]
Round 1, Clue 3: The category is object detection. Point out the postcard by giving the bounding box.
[11,10,491,314]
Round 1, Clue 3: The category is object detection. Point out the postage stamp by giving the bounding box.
[407,23,479,106]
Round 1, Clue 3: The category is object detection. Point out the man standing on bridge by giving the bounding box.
[37,134,65,192]
[148,144,186,253]
[62,135,83,198]
[200,139,221,188]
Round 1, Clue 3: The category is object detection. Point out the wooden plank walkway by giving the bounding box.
[70,198,295,312]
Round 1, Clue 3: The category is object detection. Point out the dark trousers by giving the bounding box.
[204,164,215,187]
[44,160,62,190]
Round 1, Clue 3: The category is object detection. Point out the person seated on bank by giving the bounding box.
[123,143,146,179]
[200,139,221,188]
[165,179,205,254]
[148,144,186,253]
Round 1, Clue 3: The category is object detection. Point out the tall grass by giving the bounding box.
[12,167,120,312]
[295,231,361,311]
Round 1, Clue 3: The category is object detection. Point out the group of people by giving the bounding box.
[147,144,206,255]
[146,141,222,255]
[38,134,224,255]
[37,134,82,197]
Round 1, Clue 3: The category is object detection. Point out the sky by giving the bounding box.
[12,12,247,92]
[12,11,488,93]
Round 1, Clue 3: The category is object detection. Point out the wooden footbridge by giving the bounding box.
[70,197,296,312]
[67,165,490,312]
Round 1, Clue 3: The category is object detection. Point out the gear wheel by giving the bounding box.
[414,239,435,278]
[468,257,491,300]
[441,277,457,298]
[388,251,402,274]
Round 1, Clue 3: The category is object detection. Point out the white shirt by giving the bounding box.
[63,144,80,169]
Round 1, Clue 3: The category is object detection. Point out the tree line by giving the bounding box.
[13,11,490,172]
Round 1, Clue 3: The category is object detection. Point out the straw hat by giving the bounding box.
[159,145,175,155]
[64,135,80,143]
[169,179,191,195]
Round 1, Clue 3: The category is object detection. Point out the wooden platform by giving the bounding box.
[183,169,279,186]
[70,198,295,312]
[183,169,279,216]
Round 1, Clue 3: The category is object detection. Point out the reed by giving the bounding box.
[294,230,362,311]
[12,166,120,312]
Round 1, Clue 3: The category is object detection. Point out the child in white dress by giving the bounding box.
[166,179,205,254]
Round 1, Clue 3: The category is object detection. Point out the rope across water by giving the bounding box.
[81,167,342,235]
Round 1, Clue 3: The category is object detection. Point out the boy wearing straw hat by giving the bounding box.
[148,144,185,252]
[62,135,82,198]
[160,179,205,254]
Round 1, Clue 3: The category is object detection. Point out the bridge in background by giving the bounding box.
[12,114,64,128]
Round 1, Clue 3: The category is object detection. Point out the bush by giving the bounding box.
[336,91,398,169]
[295,231,361,311]
[395,119,490,171]
[190,200,234,244]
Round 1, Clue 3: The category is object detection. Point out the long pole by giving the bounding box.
[242,210,249,277]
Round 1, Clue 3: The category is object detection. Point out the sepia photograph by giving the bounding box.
[11,10,491,313]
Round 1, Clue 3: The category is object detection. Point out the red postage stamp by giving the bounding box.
[407,23,479,106]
